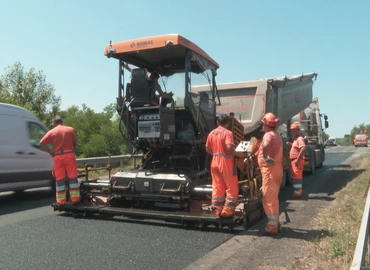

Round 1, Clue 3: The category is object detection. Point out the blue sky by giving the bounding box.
[1,0,369,138]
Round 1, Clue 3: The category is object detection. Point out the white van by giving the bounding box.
[0,103,54,192]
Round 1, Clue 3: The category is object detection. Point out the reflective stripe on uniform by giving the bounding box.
[293,184,302,189]
[212,196,225,206]
[212,196,225,209]
[68,178,79,189]
[56,179,66,192]
[213,152,230,158]
[69,190,80,198]
[56,185,66,192]
[224,197,238,210]
[56,191,66,200]
[268,221,278,225]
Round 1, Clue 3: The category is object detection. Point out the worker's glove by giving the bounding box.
[264,156,274,165]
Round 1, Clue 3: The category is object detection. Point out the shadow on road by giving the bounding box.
[281,162,365,202]
[0,188,54,215]
[267,157,366,240]
[240,226,331,241]
[56,212,242,234]
[306,166,365,197]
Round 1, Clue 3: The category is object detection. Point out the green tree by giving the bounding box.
[0,62,61,122]
[323,130,329,142]
[60,103,127,157]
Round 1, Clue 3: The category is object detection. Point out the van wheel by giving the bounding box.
[15,190,24,195]
[50,179,56,193]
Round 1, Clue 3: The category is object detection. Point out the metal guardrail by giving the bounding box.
[76,154,143,167]
[351,187,370,270]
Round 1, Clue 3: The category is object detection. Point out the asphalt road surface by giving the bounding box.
[0,146,368,270]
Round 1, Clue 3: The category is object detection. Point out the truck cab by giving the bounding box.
[353,132,368,147]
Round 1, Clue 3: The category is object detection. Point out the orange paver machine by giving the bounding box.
[52,34,263,230]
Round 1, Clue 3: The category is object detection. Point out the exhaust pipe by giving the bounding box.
[81,182,111,188]
[194,185,212,193]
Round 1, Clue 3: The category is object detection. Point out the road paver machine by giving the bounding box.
[52,34,263,230]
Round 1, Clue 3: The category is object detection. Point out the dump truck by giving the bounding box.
[192,73,321,186]
[52,34,318,230]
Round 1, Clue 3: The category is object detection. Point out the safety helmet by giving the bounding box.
[261,112,280,127]
[290,122,301,130]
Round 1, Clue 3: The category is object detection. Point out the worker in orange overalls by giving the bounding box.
[206,114,245,218]
[40,116,80,205]
[258,112,283,236]
[286,122,306,198]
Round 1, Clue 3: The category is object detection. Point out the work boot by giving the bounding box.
[215,209,222,218]
[220,209,234,219]
[219,213,234,219]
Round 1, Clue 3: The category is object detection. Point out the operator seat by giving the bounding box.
[130,68,155,107]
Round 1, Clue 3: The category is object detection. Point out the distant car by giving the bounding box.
[325,139,337,147]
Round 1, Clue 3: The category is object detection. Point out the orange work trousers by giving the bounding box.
[210,157,238,217]
[53,153,80,205]
[260,164,283,233]
[290,159,304,196]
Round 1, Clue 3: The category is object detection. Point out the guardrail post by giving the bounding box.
[368,220,370,265]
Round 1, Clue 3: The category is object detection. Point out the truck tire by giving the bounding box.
[310,156,316,175]
[280,171,288,190]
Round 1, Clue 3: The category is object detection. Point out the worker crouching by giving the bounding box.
[258,113,283,236]
[287,122,306,198]
[40,116,80,205]
[206,114,245,219]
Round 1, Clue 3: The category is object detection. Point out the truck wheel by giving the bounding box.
[310,158,316,175]
[280,171,287,190]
